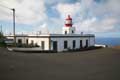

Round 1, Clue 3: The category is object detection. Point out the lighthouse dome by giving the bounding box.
[66,15,72,20]
[65,15,72,27]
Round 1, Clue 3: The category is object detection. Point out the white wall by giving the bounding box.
[62,27,75,34]
[16,37,28,44]
[6,35,95,52]
[6,36,28,44]
[89,37,95,46]
[28,38,50,50]
[51,37,95,52]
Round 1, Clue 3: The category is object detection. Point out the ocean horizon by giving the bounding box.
[95,37,120,46]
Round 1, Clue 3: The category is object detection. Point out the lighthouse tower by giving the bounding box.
[62,15,75,34]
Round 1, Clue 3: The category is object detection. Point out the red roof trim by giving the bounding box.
[65,24,72,27]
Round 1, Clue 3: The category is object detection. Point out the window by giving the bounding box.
[26,39,28,44]
[86,40,88,48]
[64,41,68,49]
[73,40,76,48]
[31,40,34,45]
[41,41,45,50]
[53,41,57,51]
[65,31,67,34]
[72,30,74,33]
[18,39,22,44]
[80,40,83,48]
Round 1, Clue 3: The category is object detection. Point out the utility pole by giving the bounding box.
[0,4,16,46]
[11,8,16,46]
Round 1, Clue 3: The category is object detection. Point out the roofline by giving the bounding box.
[5,35,95,38]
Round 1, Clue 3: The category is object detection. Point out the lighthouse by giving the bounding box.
[5,14,95,52]
[63,15,75,34]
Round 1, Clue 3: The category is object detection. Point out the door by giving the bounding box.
[86,40,88,48]
[80,40,83,48]
[41,41,45,50]
[73,40,76,49]
[53,41,57,51]
[18,39,22,44]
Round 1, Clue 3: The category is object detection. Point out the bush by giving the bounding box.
[0,32,6,47]
[0,41,6,47]
[16,43,39,48]
[65,46,102,52]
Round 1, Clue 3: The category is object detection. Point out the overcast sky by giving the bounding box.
[0,0,120,37]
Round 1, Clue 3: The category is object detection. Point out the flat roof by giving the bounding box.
[5,34,95,38]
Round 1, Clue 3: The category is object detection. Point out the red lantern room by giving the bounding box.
[65,15,72,27]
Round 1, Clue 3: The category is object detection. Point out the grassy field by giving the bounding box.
[0,48,120,80]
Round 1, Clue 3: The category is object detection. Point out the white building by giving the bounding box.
[5,15,95,52]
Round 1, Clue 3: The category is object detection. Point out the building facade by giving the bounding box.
[5,15,95,52]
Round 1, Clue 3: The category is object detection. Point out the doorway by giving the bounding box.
[80,40,83,48]
[18,39,22,44]
[86,40,88,48]
[41,41,45,50]
[53,41,57,51]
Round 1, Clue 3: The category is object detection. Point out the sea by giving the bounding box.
[95,37,120,47]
